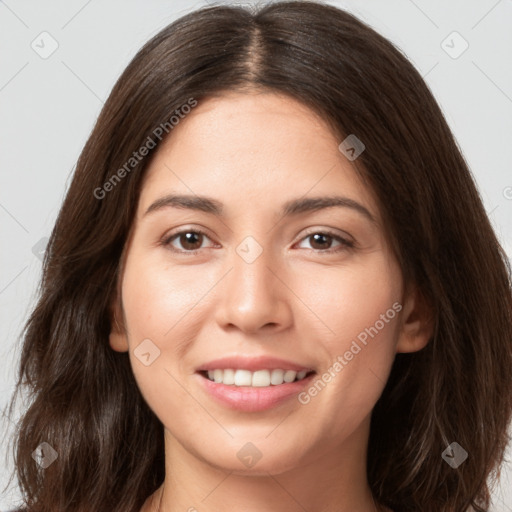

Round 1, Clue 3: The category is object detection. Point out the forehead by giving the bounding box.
[138,91,379,223]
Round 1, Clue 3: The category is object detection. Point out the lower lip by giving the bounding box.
[196,372,315,412]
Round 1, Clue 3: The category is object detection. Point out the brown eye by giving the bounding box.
[163,229,213,254]
[308,233,335,250]
[162,228,354,256]
[297,230,354,254]
[176,232,203,251]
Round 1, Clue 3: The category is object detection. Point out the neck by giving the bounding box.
[145,415,389,512]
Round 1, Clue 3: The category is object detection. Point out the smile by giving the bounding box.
[196,369,317,412]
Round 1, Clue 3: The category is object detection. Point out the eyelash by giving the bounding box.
[161,227,355,256]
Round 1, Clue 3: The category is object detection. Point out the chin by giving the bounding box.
[198,441,309,476]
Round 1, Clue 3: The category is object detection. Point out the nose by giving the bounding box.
[214,240,293,335]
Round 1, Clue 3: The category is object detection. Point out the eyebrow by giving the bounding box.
[144,194,377,224]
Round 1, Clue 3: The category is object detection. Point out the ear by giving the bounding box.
[109,295,129,353]
[395,285,434,354]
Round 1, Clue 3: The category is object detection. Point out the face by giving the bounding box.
[110,91,428,476]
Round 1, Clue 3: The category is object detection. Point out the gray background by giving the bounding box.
[1,0,511,510]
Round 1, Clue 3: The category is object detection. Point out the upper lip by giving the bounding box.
[196,355,314,373]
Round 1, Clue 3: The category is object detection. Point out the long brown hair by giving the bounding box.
[4,2,512,511]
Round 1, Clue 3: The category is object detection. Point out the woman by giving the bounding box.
[4,1,512,511]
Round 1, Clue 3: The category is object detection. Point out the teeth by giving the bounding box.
[252,370,270,387]
[270,369,284,385]
[222,368,235,385]
[234,369,252,386]
[283,370,297,383]
[204,368,311,386]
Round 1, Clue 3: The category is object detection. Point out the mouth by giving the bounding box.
[194,356,317,412]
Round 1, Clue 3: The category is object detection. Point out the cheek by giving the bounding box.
[119,250,207,394]
[291,253,401,416]
[122,243,401,365]
[121,249,210,345]
[298,254,401,351]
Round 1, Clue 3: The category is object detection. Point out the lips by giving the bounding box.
[195,355,316,412]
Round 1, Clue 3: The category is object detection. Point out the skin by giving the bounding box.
[109,90,433,512]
